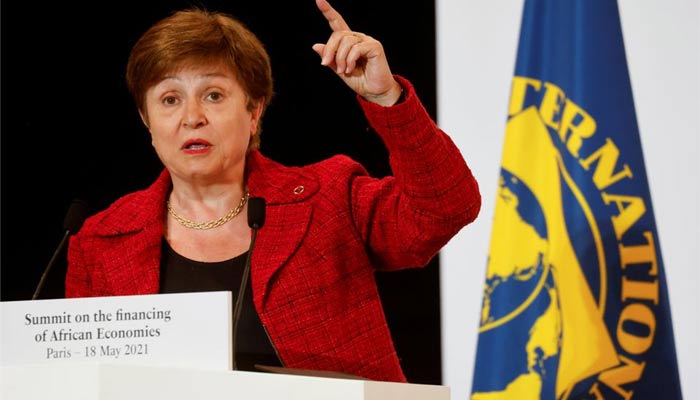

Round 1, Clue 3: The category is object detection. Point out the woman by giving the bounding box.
[65,0,480,382]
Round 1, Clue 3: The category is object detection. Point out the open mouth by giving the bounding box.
[182,139,212,151]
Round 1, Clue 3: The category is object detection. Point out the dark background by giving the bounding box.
[1,0,440,383]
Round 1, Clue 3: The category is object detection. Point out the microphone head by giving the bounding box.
[247,197,266,229]
[63,198,90,233]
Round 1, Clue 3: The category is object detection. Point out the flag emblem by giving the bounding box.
[471,2,681,398]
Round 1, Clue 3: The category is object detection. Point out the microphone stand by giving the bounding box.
[32,231,71,300]
[32,199,89,300]
[231,197,265,370]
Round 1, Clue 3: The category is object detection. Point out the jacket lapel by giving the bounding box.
[246,151,318,306]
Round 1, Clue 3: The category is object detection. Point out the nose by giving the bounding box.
[182,98,207,129]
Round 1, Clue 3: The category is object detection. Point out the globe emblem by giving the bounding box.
[472,107,620,399]
[472,168,562,399]
[481,169,549,325]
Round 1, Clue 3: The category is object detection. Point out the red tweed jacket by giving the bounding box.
[65,77,480,382]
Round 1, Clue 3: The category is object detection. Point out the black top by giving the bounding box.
[159,239,282,371]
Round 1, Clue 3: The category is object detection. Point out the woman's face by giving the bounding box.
[142,64,262,184]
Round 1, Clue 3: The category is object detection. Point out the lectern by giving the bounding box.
[1,363,450,400]
[1,293,450,399]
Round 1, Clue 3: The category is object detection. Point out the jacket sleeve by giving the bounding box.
[350,75,481,270]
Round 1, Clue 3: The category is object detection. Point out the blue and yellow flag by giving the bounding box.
[470,1,682,399]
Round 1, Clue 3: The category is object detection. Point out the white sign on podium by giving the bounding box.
[1,292,452,399]
[0,291,232,370]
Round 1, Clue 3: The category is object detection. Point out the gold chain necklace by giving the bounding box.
[167,192,249,230]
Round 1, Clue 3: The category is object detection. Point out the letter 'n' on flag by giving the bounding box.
[470,1,682,399]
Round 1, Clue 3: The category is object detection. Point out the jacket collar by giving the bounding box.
[89,169,170,236]
[90,151,319,236]
[246,150,319,204]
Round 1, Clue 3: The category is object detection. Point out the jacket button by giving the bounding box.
[293,186,305,195]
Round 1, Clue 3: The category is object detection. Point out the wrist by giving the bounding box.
[363,81,403,107]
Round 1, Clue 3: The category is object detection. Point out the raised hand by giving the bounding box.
[312,0,402,106]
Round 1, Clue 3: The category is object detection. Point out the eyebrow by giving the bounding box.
[160,71,230,82]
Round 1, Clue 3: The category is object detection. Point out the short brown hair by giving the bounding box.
[126,8,273,149]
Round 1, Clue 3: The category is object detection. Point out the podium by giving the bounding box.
[1,363,450,399]
[2,293,450,399]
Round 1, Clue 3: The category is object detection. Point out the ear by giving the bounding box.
[138,109,150,130]
[249,100,265,136]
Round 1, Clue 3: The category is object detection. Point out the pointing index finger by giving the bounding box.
[316,0,350,32]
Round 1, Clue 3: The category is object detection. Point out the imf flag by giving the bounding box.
[470,1,682,399]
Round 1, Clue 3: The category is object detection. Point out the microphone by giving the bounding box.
[247,197,266,230]
[32,199,90,300]
[231,197,266,370]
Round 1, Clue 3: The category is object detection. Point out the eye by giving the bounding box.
[206,91,224,102]
[162,95,179,106]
